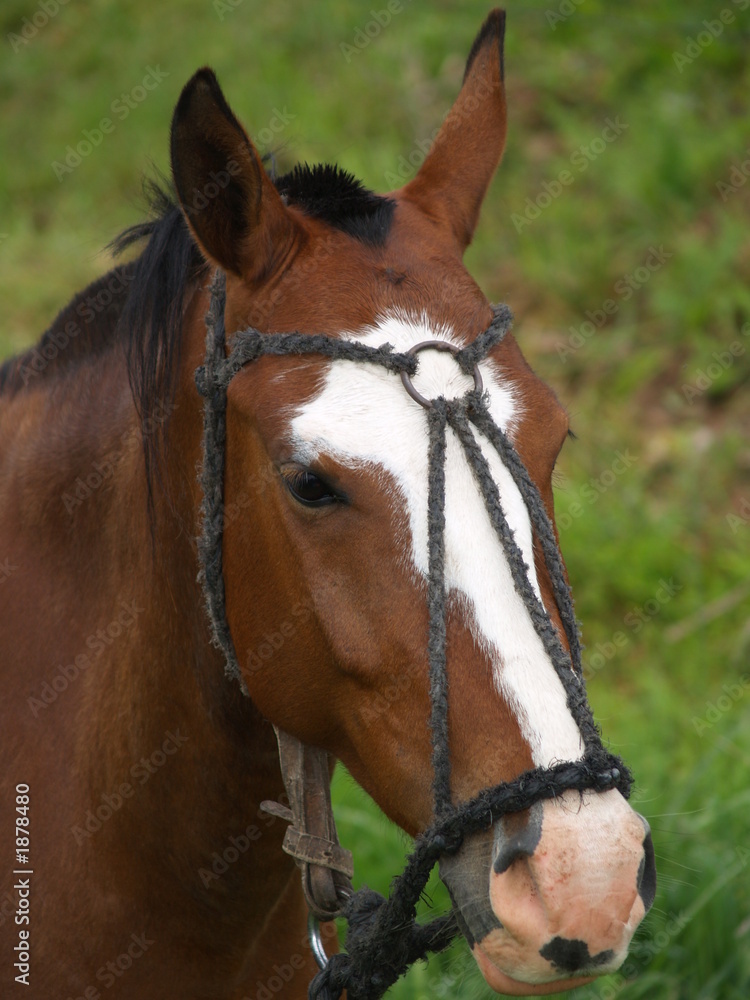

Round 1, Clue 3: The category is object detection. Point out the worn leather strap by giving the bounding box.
[261,727,354,921]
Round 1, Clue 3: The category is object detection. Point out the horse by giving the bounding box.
[0,9,655,998]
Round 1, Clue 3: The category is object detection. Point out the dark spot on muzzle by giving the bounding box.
[637,815,657,912]
[539,936,615,974]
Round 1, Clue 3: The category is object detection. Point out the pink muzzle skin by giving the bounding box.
[442,790,655,993]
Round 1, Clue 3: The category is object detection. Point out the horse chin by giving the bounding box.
[472,944,595,996]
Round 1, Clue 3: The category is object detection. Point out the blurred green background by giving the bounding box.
[1,0,748,997]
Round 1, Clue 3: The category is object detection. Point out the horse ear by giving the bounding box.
[170,68,298,279]
[401,9,507,253]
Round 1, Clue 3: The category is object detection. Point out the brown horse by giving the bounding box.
[0,10,654,999]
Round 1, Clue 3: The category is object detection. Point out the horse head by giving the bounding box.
[170,10,654,993]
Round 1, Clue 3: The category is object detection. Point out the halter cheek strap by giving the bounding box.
[195,270,632,1000]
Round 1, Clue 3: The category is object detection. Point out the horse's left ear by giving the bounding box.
[170,68,299,280]
[400,9,507,253]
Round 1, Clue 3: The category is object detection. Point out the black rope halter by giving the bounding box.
[195,270,632,1000]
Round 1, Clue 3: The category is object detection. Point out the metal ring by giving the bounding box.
[308,913,329,970]
[400,339,483,410]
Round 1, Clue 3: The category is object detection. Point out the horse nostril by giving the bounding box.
[637,819,657,912]
[492,801,543,875]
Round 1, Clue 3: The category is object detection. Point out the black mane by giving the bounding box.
[0,181,207,408]
[0,264,137,394]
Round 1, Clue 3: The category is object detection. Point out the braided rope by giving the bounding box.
[425,399,451,817]
[195,273,244,688]
[465,397,583,669]
[445,398,598,748]
[195,271,632,1000]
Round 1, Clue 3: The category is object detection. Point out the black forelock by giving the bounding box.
[273,163,394,246]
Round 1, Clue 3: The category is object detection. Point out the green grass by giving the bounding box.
[2,1,749,997]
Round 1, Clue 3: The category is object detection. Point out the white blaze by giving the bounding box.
[289,313,583,766]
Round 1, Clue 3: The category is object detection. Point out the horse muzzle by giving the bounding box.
[441,788,656,994]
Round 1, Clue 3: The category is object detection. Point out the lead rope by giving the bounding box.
[195,271,632,1000]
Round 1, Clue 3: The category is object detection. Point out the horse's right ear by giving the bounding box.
[170,69,299,279]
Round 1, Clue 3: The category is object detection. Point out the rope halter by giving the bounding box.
[195,270,632,1000]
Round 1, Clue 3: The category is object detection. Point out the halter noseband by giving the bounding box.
[195,270,632,1000]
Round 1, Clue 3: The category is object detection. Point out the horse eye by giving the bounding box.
[283,468,341,508]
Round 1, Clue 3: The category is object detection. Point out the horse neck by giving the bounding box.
[77,293,291,879]
[5,291,295,939]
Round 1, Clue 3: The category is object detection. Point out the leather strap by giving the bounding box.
[261,727,354,921]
